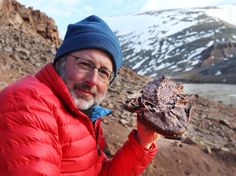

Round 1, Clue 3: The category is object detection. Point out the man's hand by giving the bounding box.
[136,114,159,149]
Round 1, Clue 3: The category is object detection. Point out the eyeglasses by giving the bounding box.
[69,54,115,84]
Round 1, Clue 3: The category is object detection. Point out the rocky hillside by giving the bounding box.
[0,1,236,175]
[0,0,60,45]
[0,0,59,88]
[106,9,236,83]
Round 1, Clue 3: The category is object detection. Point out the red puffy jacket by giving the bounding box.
[0,63,157,175]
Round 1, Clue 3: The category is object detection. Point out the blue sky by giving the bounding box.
[17,0,236,38]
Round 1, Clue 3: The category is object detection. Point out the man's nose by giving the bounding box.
[85,69,99,86]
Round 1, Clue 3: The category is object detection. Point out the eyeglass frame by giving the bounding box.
[68,54,116,84]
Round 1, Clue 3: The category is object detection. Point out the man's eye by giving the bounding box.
[99,69,110,78]
[77,62,91,69]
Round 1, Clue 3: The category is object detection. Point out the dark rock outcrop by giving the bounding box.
[0,0,60,46]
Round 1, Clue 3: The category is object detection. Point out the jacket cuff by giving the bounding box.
[128,129,158,160]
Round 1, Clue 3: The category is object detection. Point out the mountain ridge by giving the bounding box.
[106,8,236,84]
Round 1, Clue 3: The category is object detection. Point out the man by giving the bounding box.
[0,15,158,175]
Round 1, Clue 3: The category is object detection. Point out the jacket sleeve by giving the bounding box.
[0,88,61,176]
[101,129,158,176]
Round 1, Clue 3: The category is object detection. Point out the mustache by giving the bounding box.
[74,82,97,95]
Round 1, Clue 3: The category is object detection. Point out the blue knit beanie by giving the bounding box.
[54,15,123,76]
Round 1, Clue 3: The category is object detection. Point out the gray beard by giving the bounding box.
[69,87,105,110]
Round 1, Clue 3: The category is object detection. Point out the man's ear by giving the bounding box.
[54,60,60,70]
[54,56,67,75]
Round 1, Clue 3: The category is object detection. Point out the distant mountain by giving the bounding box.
[106,7,236,83]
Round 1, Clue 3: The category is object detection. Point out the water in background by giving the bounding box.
[184,83,236,106]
